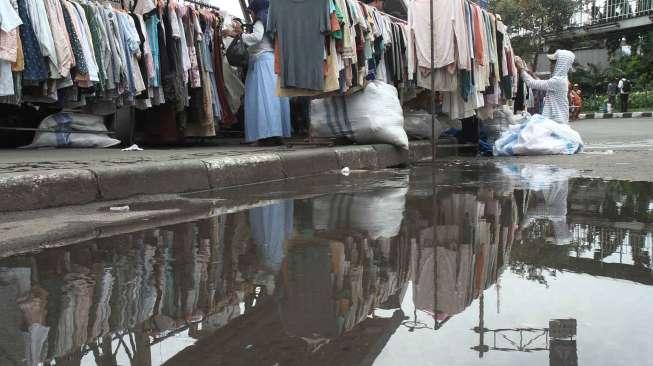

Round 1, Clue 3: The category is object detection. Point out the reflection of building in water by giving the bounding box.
[472,316,578,366]
[567,178,653,270]
[514,178,653,285]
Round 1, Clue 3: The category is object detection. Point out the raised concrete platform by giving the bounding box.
[0,142,434,212]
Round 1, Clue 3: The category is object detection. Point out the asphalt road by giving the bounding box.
[573,117,653,150]
[484,117,653,182]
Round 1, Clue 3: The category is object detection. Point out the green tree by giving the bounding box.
[609,31,653,89]
[490,0,586,59]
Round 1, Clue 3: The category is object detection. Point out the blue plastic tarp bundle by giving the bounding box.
[440,127,494,156]
[493,114,583,156]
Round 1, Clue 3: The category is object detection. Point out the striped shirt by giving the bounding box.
[521,50,575,124]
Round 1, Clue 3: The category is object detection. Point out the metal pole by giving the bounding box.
[430,0,439,333]
[239,0,251,22]
[430,0,437,163]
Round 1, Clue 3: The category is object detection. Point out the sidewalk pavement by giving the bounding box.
[2,115,651,213]
[0,142,434,212]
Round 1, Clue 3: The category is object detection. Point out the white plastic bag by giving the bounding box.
[21,113,121,149]
[403,111,434,140]
[310,81,409,149]
[483,106,513,144]
[494,114,583,156]
[312,186,408,239]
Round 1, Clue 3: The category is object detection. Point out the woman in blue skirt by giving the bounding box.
[228,0,291,145]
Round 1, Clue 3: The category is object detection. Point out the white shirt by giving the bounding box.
[133,0,155,15]
[521,50,575,124]
[242,20,273,58]
[409,0,471,70]
[618,79,629,94]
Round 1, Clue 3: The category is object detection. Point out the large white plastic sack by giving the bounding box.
[21,113,121,149]
[494,114,583,156]
[403,111,434,140]
[483,106,513,143]
[403,110,464,140]
[312,186,408,239]
[310,81,409,149]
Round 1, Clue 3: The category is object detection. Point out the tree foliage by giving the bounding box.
[570,31,653,95]
[489,0,586,58]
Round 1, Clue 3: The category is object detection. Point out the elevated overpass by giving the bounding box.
[545,0,653,42]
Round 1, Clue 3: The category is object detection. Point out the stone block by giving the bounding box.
[333,146,379,170]
[203,153,285,188]
[94,160,210,200]
[277,149,340,177]
[0,169,98,211]
[372,144,409,167]
[409,141,433,163]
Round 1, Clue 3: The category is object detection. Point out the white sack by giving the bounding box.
[310,81,409,149]
[494,114,583,156]
[21,113,121,149]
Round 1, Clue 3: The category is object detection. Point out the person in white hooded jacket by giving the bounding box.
[515,50,576,124]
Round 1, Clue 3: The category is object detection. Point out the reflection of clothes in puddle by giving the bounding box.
[88,265,114,341]
[413,245,473,317]
[53,272,95,357]
[249,200,294,272]
[0,267,50,366]
[281,242,337,339]
[412,191,515,319]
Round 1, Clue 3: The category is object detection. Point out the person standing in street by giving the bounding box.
[607,79,618,113]
[515,50,576,124]
[618,77,632,113]
[225,0,291,146]
[569,83,582,120]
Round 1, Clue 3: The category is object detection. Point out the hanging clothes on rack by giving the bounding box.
[407,0,516,120]
[268,0,414,99]
[0,0,245,138]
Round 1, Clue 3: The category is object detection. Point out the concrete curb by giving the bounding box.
[0,142,433,212]
[578,112,653,120]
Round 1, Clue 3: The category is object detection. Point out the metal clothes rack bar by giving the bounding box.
[183,0,222,11]
[429,0,436,162]
[357,2,408,24]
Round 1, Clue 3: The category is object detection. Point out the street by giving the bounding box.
[482,117,653,181]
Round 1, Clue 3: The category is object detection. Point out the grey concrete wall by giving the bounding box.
[536,48,610,74]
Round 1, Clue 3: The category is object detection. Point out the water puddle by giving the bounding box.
[0,163,651,365]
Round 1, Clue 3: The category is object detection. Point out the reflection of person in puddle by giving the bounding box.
[0,267,50,366]
[519,180,573,245]
[249,200,294,273]
[18,286,50,366]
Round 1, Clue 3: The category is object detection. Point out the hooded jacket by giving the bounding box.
[521,50,575,124]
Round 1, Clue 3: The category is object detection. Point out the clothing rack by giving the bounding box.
[378,10,407,24]
[359,2,408,24]
[183,0,221,11]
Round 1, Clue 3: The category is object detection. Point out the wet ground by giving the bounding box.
[0,161,651,366]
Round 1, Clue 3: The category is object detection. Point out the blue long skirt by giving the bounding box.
[245,52,291,142]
